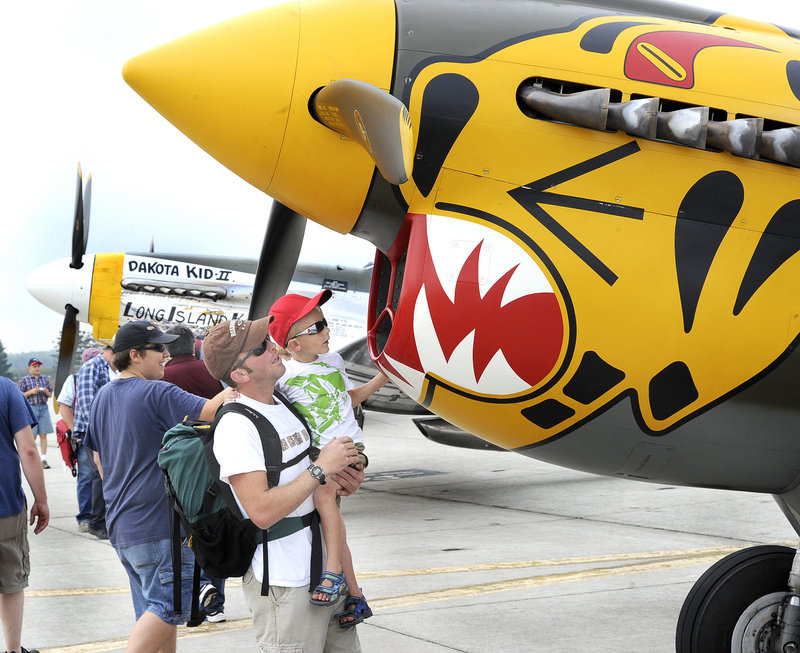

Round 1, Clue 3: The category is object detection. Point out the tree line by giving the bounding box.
[1,330,102,381]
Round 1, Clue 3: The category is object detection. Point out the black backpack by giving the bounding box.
[158,395,321,625]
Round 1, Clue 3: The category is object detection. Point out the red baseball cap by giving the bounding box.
[268,290,332,347]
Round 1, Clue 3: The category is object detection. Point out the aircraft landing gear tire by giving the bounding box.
[675,544,795,653]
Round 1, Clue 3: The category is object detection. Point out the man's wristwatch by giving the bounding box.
[307,463,326,485]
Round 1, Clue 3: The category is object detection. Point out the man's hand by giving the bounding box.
[30,501,49,534]
[315,436,358,477]
[331,465,365,496]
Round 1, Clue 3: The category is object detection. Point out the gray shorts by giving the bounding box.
[0,508,30,593]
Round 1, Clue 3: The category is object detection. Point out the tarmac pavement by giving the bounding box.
[17,408,799,652]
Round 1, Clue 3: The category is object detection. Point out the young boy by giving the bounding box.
[269,290,388,627]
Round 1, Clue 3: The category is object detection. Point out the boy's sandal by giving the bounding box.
[309,571,345,606]
[335,594,373,628]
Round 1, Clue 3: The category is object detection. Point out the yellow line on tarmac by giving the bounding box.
[370,553,727,610]
[38,540,797,652]
[43,620,252,653]
[28,580,244,599]
[358,540,797,580]
[44,636,130,653]
[28,586,129,598]
[32,541,796,601]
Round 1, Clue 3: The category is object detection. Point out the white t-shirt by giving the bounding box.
[214,395,316,586]
[57,367,120,410]
[277,351,363,448]
[57,374,76,409]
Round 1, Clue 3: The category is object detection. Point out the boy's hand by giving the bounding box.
[316,436,358,476]
[348,370,391,407]
[222,387,240,404]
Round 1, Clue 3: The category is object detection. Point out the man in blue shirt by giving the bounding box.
[72,346,116,539]
[0,377,49,653]
[162,325,227,623]
[85,320,237,652]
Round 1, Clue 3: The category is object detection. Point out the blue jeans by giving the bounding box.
[75,444,95,523]
[116,537,194,625]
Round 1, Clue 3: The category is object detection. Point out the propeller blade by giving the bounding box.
[82,173,92,253]
[248,201,306,320]
[71,164,86,269]
[54,304,79,399]
[311,79,414,185]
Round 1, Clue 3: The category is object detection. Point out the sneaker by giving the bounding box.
[77,521,89,533]
[198,583,220,609]
[42,460,50,469]
[205,609,226,623]
[88,525,109,540]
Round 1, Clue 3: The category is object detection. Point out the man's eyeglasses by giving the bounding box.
[137,343,166,353]
[230,338,270,375]
[292,319,328,339]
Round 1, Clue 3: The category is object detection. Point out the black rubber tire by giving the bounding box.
[676,544,795,652]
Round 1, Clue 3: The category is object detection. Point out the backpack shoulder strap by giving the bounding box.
[214,402,285,489]
[270,391,322,589]
[273,389,312,438]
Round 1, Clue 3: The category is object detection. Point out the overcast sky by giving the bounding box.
[2,0,798,354]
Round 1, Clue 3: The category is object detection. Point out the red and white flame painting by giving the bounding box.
[379,213,565,399]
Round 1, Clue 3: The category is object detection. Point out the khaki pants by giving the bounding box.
[242,566,361,653]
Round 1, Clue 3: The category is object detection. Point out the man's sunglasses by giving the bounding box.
[292,319,328,339]
[137,343,166,353]
[230,338,270,375]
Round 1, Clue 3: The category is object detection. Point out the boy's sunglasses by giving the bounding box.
[292,319,328,339]
[230,337,270,374]
[136,343,166,353]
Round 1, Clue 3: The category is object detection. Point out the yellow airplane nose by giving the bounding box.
[123,0,397,234]
[123,6,299,193]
